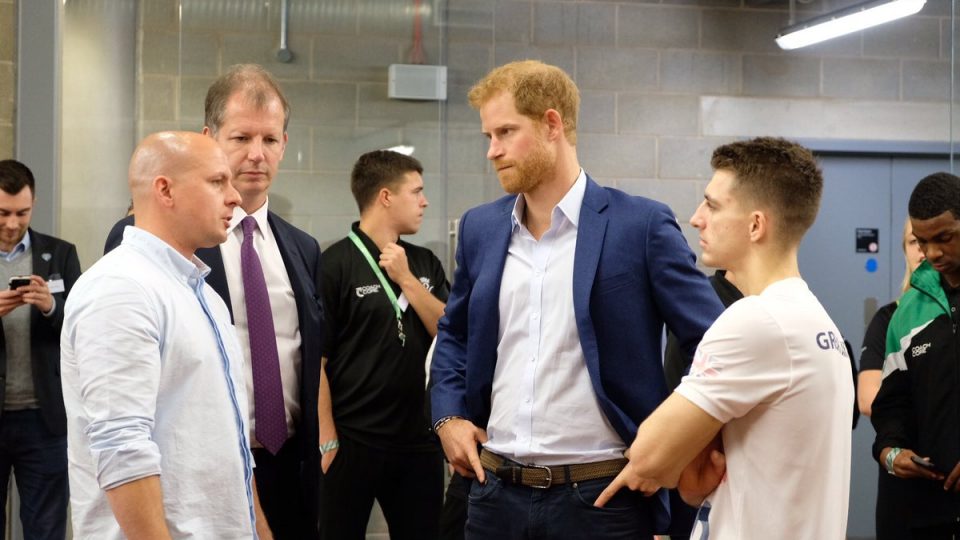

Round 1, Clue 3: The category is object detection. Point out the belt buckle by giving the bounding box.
[527,464,553,489]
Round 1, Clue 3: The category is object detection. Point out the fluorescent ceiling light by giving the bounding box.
[776,0,925,50]
[385,145,416,156]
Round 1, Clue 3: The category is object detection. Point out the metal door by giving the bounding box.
[799,155,948,539]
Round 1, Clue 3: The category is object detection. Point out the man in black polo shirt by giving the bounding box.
[319,150,448,540]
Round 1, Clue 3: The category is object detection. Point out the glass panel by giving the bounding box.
[132,0,456,270]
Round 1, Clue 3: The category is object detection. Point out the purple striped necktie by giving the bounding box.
[240,216,287,455]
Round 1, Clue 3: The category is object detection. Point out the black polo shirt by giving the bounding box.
[321,222,449,451]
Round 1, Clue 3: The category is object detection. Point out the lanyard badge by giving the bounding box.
[348,231,406,347]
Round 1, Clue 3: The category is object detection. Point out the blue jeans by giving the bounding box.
[0,409,68,540]
[465,472,654,540]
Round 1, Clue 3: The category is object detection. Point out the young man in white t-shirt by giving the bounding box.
[594,137,853,539]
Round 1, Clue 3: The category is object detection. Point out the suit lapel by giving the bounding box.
[29,230,49,280]
[267,212,309,312]
[478,198,514,315]
[28,230,46,329]
[573,178,608,373]
[472,198,514,381]
[197,244,232,321]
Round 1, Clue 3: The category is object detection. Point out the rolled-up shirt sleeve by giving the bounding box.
[68,273,163,490]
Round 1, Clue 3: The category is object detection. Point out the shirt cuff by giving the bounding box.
[41,297,56,317]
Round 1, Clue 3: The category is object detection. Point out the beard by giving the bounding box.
[496,137,555,195]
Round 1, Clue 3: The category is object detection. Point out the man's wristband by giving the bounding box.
[433,415,463,433]
[885,447,902,475]
[319,439,339,455]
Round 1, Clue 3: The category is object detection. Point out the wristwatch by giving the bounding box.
[885,447,902,475]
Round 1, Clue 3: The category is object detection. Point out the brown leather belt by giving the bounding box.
[480,449,627,489]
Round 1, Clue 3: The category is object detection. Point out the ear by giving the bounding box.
[749,210,766,242]
[201,126,212,137]
[154,175,175,208]
[542,109,564,141]
[377,186,393,208]
[278,131,289,160]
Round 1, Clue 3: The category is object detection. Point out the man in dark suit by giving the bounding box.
[0,159,81,539]
[104,65,322,539]
[429,60,723,539]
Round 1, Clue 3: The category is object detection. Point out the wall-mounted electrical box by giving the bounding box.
[388,64,447,101]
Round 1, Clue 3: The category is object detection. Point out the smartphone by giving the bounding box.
[911,455,942,473]
[7,276,30,290]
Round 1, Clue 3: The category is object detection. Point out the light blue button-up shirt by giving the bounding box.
[61,227,257,538]
[0,231,30,262]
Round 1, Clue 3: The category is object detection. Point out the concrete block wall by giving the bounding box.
[132,0,958,270]
[136,0,459,262]
[0,0,14,157]
[440,0,956,250]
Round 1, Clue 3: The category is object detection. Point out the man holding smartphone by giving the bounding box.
[872,172,960,537]
[0,159,81,539]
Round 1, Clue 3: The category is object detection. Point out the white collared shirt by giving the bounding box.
[484,170,626,466]
[221,199,303,444]
[61,227,255,538]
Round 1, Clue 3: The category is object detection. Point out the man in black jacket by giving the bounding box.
[873,172,960,538]
[0,159,81,539]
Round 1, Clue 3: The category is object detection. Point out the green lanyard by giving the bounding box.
[348,231,405,347]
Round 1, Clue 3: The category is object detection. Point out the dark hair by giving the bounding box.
[0,160,35,197]
[204,64,290,134]
[350,151,424,213]
[908,172,960,220]
[710,137,823,242]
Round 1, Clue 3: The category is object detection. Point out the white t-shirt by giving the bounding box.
[676,278,852,540]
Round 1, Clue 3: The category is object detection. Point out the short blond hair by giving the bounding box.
[468,60,579,145]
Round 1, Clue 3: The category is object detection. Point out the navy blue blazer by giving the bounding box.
[431,176,723,447]
[104,212,324,526]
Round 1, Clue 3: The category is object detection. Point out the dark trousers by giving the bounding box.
[439,471,468,540]
[911,521,960,539]
[465,473,654,540]
[320,436,443,540]
[876,465,912,540]
[253,435,319,539]
[0,409,68,540]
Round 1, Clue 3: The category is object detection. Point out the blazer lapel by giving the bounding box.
[477,197,515,317]
[29,230,50,280]
[28,230,47,329]
[197,244,232,321]
[267,212,310,313]
[573,178,608,374]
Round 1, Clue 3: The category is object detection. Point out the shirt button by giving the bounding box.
[525,397,531,404]
[531,313,539,320]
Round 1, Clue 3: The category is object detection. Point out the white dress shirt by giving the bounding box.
[61,226,255,538]
[221,199,303,444]
[484,170,625,466]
